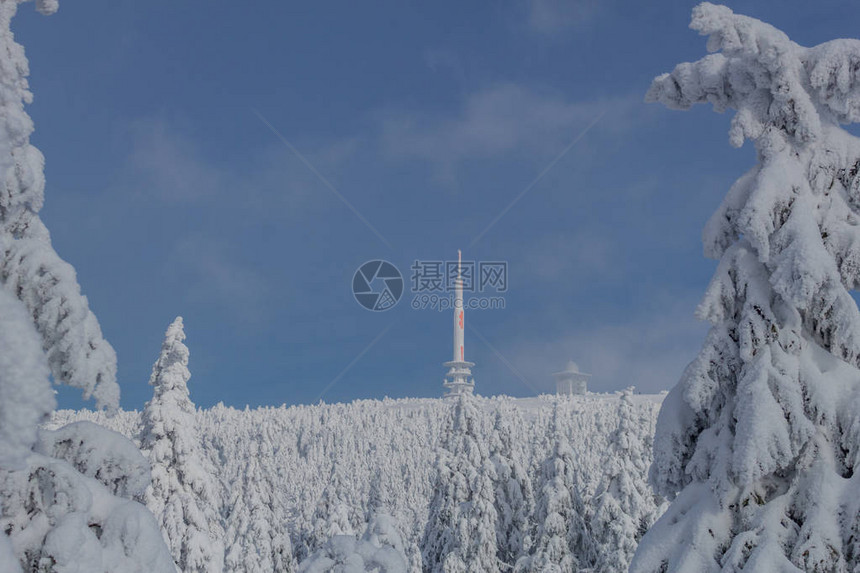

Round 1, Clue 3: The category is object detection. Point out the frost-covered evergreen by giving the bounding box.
[52,394,661,573]
[489,406,534,570]
[0,289,175,572]
[633,4,860,571]
[307,466,361,556]
[0,2,172,570]
[365,467,389,523]
[299,508,409,573]
[39,420,152,499]
[0,0,119,412]
[591,389,659,573]
[363,510,408,566]
[225,436,294,573]
[0,291,54,469]
[422,394,499,573]
[142,317,225,572]
[516,404,593,573]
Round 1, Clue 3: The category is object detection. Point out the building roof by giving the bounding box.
[552,359,591,380]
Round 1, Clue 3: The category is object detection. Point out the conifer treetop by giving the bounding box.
[149,317,191,393]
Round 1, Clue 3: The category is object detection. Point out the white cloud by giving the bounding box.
[423,47,466,80]
[517,230,618,284]
[527,0,599,36]
[378,83,633,182]
[168,235,273,324]
[124,119,224,203]
[110,117,388,325]
[117,116,357,217]
[500,292,708,395]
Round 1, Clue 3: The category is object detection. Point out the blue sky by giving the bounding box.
[14,0,860,410]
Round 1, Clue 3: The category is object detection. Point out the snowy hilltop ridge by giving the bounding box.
[50,391,665,572]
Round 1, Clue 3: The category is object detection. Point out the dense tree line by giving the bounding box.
[53,332,663,572]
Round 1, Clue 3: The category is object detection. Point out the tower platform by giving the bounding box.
[443,359,475,396]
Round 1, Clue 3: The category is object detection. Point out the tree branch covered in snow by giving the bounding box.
[635,3,860,571]
[0,289,174,572]
[0,4,174,571]
[0,0,118,412]
[0,289,54,469]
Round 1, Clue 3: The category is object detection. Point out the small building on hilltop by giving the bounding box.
[553,360,590,396]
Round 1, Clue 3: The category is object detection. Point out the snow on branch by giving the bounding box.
[636,4,860,571]
[0,0,119,412]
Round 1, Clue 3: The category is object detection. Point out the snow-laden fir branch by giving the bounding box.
[634,3,860,571]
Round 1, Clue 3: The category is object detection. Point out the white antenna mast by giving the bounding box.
[443,249,474,396]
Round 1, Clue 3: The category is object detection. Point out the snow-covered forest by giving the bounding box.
[0,0,664,569]
[49,354,664,572]
[5,0,860,571]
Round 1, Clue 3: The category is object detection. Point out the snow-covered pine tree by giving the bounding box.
[0,290,54,471]
[489,405,534,570]
[224,435,294,573]
[0,2,174,570]
[633,4,860,571]
[298,515,409,573]
[257,432,296,573]
[300,496,409,573]
[364,465,394,526]
[590,389,659,573]
[306,465,360,558]
[0,0,119,412]
[362,509,408,567]
[516,402,593,573]
[421,394,499,573]
[0,288,175,572]
[141,317,225,573]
